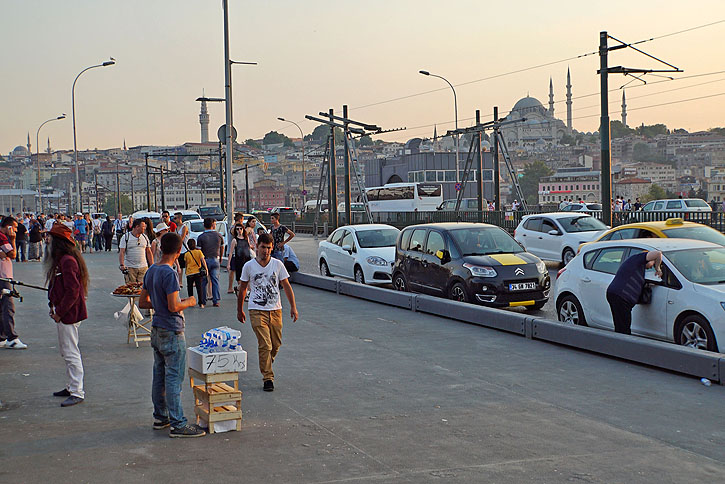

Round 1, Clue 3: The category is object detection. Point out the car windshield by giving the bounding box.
[450,227,523,256]
[664,226,725,246]
[559,216,607,233]
[182,213,200,222]
[356,228,399,248]
[199,207,223,216]
[189,221,205,233]
[665,248,725,285]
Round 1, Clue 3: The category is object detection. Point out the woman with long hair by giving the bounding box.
[226,224,251,293]
[45,223,89,407]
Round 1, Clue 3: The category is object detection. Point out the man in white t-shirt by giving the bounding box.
[119,219,153,283]
[237,232,298,392]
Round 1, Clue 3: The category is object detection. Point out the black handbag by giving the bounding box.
[638,283,652,304]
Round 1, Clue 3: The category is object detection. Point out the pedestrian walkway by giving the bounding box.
[0,251,723,483]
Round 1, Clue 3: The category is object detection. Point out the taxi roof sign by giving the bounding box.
[665,218,684,225]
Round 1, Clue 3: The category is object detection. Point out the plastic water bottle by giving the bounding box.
[229,335,238,350]
[701,378,712,387]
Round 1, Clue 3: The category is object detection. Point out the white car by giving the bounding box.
[554,238,724,352]
[174,209,202,222]
[318,224,400,285]
[561,203,602,212]
[514,212,608,265]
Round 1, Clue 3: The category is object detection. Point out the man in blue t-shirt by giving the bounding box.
[606,249,662,335]
[139,232,205,438]
[73,213,88,253]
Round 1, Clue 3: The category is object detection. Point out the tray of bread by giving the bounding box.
[112,282,143,296]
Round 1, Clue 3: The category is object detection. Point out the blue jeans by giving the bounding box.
[151,327,187,429]
[202,258,221,304]
[15,239,27,262]
[93,234,103,251]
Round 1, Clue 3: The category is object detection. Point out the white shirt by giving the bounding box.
[241,258,289,311]
[176,224,189,253]
[120,232,151,268]
[44,218,56,231]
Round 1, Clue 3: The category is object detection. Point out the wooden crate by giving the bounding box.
[188,367,242,434]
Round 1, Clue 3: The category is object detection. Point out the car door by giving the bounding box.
[419,230,449,296]
[326,229,347,275]
[629,249,677,339]
[407,228,429,290]
[519,217,542,253]
[538,218,562,261]
[580,246,629,328]
[337,230,357,279]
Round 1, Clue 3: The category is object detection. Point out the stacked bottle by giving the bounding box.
[197,326,243,353]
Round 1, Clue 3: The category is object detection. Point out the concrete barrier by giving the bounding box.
[289,272,338,293]
[338,281,413,309]
[531,318,721,381]
[415,294,527,336]
[290,272,724,383]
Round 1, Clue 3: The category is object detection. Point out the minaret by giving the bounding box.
[123,138,127,150]
[548,77,554,116]
[27,132,31,154]
[621,89,628,127]
[47,137,51,154]
[199,89,210,143]
[565,67,573,132]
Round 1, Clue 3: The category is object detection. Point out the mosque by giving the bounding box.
[498,68,573,151]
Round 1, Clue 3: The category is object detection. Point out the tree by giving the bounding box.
[559,133,575,145]
[519,161,553,206]
[244,138,261,149]
[708,127,725,136]
[358,135,373,147]
[263,131,294,147]
[641,183,666,203]
[610,120,634,139]
[634,123,668,138]
[103,194,133,215]
[304,124,343,144]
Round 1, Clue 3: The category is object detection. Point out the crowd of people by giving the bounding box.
[1,209,302,438]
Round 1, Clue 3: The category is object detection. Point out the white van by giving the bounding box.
[641,198,712,212]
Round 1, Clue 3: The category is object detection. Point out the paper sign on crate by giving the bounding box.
[187,347,247,374]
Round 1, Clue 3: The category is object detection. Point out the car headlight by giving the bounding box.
[366,256,388,266]
[463,263,497,278]
[536,260,547,274]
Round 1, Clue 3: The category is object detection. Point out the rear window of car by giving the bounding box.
[400,229,413,250]
[684,199,709,208]
[583,249,599,269]
[586,204,602,210]
[666,201,682,210]
[410,229,427,252]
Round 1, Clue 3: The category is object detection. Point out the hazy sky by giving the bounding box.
[2,0,724,155]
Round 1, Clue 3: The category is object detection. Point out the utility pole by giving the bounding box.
[597,30,681,226]
[342,105,352,225]
[219,143,224,210]
[245,164,250,213]
[599,32,612,227]
[145,153,151,210]
[328,108,338,230]
[492,106,500,210]
[130,171,135,212]
[475,110,484,223]
[116,159,121,214]
[94,171,99,213]
[160,166,166,211]
[183,169,189,209]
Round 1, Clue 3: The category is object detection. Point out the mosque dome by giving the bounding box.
[12,146,29,155]
[512,96,545,112]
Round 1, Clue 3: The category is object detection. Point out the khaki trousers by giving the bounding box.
[249,309,283,381]
[124,266,148,284]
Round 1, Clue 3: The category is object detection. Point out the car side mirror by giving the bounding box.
[342,244,352,253]
[548,229,561,236]
[436,249,451,263]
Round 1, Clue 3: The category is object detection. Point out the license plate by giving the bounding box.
[509,282,537,291]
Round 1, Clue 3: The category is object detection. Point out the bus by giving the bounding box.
[365,183,443,212]
[304,199,329,213]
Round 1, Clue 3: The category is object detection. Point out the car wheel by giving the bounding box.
[675,314,718,352]
[449,282,469,303]
[320,259,331,277]
[392,272,408,292]
[557,294,587,326]
[354,265,365,284]
[562,248,575,266]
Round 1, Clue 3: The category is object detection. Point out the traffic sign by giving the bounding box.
[217,124,237,143]
[455,183,461,191]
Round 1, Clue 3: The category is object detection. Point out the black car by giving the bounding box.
[199,205,225,221]
[392,223,551,309]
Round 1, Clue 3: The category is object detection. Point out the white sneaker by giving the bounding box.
[6,339,27,349]
[0,340,6,348]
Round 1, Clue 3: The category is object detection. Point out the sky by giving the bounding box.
[2,0,725,155]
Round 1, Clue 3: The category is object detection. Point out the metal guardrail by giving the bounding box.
[290,272,724,384]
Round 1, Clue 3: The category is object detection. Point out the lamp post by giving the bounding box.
[72,58,115,213]
[419,70,459,182]
[277,117,306,206]
[36,114,65,213]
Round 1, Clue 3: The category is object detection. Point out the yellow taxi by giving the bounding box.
[579,218,725,252]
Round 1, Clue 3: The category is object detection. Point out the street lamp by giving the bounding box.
[36,114,66,213]
[277,117,306,205]
[72,57,115,213]
[419,70,459,183]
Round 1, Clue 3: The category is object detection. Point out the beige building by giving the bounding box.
[614,178,651,202]
[538,169,601,204]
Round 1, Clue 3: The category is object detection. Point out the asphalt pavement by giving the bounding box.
[0,248,723,483]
